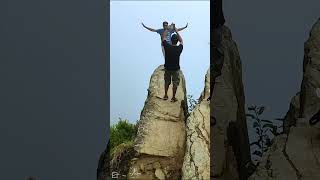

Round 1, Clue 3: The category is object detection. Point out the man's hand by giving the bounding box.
[174,26,178,33]
[177,23,188,31]
[175,28,183,45]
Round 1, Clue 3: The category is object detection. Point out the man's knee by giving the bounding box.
[172,72,180,87]
[172,80,179,89]
[165,80,171,86]
[164,72,171,86]
[165,78,171,86]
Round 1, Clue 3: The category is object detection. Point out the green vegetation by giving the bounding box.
[110,118,137,155]
[187,95,199,112]
[110,140,135,174]
[109,119,137,177]
[247,105,282,162]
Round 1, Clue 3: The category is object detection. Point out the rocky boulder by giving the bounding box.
[249,119,320,180]
[182,69,210,179]
[128,65,188,180]
[211,26,251,180]
[300,18,320,120]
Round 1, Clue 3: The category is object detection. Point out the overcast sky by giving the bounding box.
[110,1,210,125]
[224,0,320,120]
[224,0,320,161]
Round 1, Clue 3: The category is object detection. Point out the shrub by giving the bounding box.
[187,95,199,112]
[109,119,137,155]
[247,105,280,163]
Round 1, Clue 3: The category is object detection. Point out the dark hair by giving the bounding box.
[171,34,179,45]
[163,21,168,26]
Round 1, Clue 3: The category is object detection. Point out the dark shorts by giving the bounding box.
[164,69,180,87]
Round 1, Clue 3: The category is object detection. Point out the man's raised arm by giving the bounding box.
[141,23,157,32]
[177,23,188,32]
[175,27,183,45]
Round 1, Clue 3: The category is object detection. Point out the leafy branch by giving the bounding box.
[187,95,199,112]
[247,105,279,160]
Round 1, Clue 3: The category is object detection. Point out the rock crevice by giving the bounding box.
[182,69,210,180]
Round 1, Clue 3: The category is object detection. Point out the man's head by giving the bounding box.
[171,34,179,45]
[163,21,169,30]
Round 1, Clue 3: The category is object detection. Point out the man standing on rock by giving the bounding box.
[161,24,183,102]
[142,21,187,58]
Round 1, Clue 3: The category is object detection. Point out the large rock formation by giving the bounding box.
[128,65,188,179]
[182,69,210,179]
[249,18,320,180]
[300,18,320,120]
[211,25,251,180]
[97,25,252,180]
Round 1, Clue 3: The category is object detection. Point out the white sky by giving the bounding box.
[110,1,210,124]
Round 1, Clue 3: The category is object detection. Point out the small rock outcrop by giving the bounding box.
[97,141,110,180]
[249,18,320,180]
[128,65,188,179]
[283,93,300,134]
[182,69,210,179]
[211,26,251,180]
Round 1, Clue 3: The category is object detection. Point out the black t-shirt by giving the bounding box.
[162,40,183,71]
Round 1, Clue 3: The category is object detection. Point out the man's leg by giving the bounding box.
[171,70,180,102]
[172,85,177,102]
[163,70,170,100]
[161,45,165,59]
